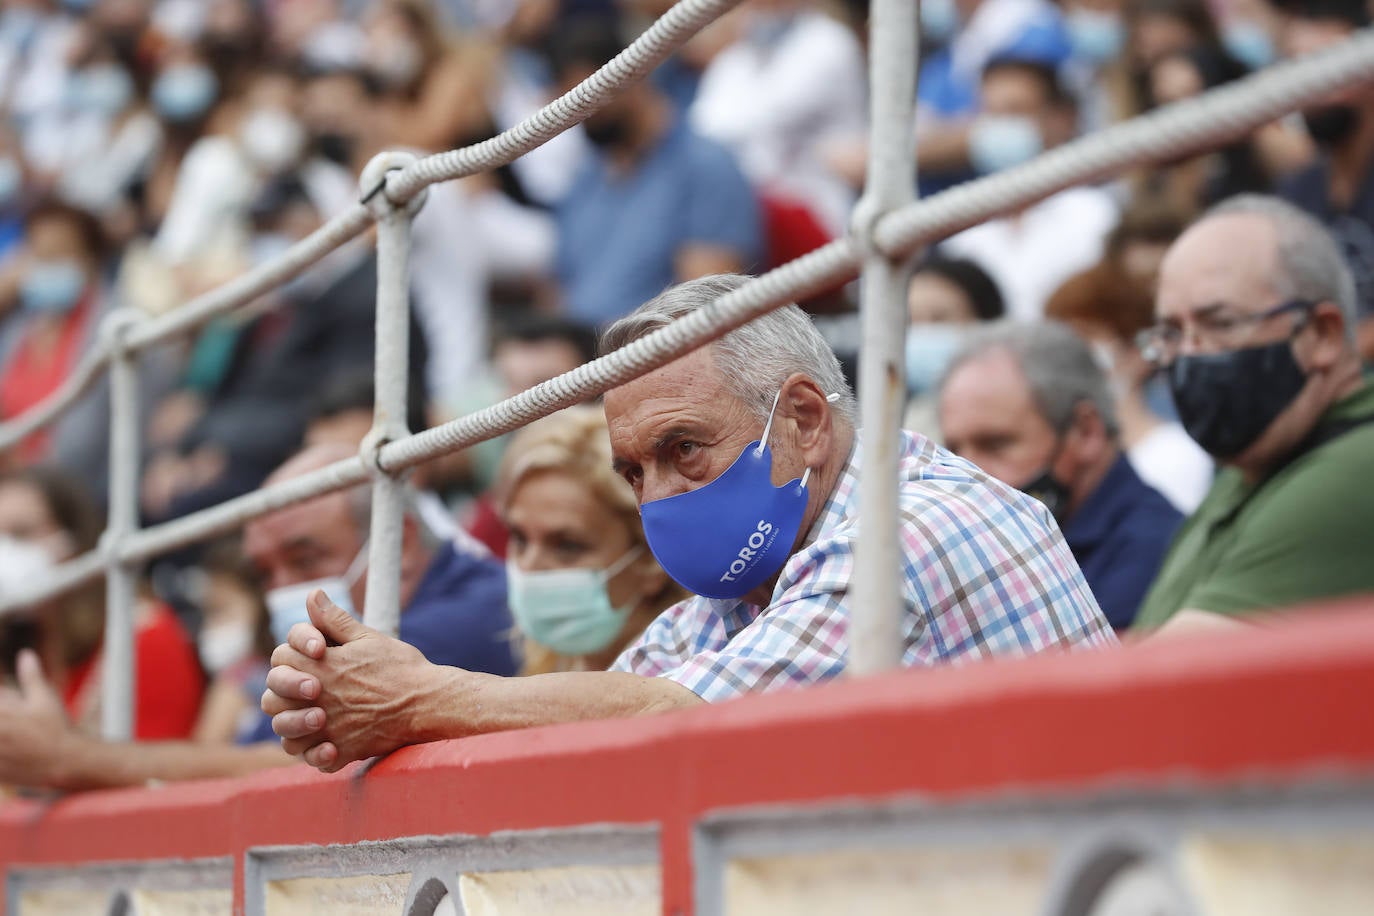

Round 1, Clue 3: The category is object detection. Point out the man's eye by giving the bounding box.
[676,441,700,459]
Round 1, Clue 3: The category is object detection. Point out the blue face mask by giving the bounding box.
[21,260,87,314]
[506,547,642,657]
[1067,9,1124,65]
[640,390,813,601]
[968,115,1044,174]
[152,64,218,124]
[1222,21,1276,71]
[906,323,968,395]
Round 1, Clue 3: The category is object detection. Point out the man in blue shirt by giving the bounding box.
[548,22,762,327]
[938,320,1182,629]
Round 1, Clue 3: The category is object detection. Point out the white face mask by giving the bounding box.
[0,535,55,615]
[238,107,306,174]
[264,541,368,644]
[197,622,255,674]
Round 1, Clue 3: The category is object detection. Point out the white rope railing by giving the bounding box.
[1,15,1373,732]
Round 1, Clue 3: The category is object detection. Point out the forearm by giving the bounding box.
[413,670,704,742]
[53,737,296,792]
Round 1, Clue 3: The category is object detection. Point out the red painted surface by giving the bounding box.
[3,598,1374,915]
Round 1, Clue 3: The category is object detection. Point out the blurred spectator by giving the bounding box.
[0,466,204,738]
[0,0,78,130]
[1140,46,1270,213]
[459,313,600,557]
[939,58,1119,320]
[1272,0,1374,363]
[548,19,762,326]
[903,255,1005,440]
[0,201,113,476]
[939,321,1182,629]
[498,407,686,674]
[1045,199,1215,512]
[186,539,277,746]
[1135,195,1374,633]
[140,178,429,521]
[361,0,496,153]
[688,0,865,238]
[913,0,1071,192]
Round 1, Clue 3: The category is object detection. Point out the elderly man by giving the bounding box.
[1134,195,1374,633]
[264,275,1112,774]
[938,321,1183,630]
[0,445,514,790]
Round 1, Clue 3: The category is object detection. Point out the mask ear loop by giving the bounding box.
[601,543,644,582]
[344,538,371,586]
[755,388,786,456]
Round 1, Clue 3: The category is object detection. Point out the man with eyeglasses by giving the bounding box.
[1132,194,1374,634]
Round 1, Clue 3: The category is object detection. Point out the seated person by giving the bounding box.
[1134,195,1374,633]
[904,255,1007,439]
[499,407,686,674]
[263,274,1114,774]
[0,444,516,790]
[938,321,1183,629]
[0,467,204,738]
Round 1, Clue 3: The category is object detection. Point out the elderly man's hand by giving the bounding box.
[0,649,77,788]
[261,590,454,773]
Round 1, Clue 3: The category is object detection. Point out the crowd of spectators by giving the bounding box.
[0,0,1372,793]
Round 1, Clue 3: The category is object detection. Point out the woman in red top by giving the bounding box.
[0,468,204,738]
[0,202,104,463]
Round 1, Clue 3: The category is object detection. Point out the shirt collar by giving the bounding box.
[1062,453,1140,549]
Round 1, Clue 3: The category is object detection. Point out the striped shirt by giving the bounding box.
[610,429,1115,701]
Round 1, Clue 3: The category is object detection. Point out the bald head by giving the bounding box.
[264,442,359,487]
[1158,195,1357,340]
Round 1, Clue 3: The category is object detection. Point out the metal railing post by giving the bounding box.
[359,152,427,637]
[848,0,919,675]
[101,312,141,739]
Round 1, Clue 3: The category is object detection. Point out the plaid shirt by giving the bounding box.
[610,430,1115,701]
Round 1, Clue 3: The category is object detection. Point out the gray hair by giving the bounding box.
[1203,194,1358,339]
[940,320,1120,439]
[600,275,858,423]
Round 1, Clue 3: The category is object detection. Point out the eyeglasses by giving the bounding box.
[1135,299,1314,367]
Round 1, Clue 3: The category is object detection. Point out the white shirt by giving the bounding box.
[1128,422,1214,515]
[940,186,1119,322]
[690,11,866,236]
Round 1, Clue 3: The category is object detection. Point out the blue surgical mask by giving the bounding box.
[1222,21,1276,71]
[152,64,218,124]
[264,541,368,644]
[1067,9,1124,65]
[68,64,133,115]
[506,547,642,656]
[969,115,1044,174]
[640,390,812,601]
[906,323,967,395]
[21,259,87,314]
[920,0,960,44]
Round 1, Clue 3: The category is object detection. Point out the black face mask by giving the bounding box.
[314,132,356,167]
[1302,105,1361,148]
[582,114,631,151]
[1018,466,1073,524]
[1167,337,1309,460]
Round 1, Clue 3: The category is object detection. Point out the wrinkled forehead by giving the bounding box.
[242,489,358,558]
[603,348,741,444]
[1156,213,1282,320]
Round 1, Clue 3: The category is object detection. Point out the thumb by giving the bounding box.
[306,589,372,644]
[15,648,65,718]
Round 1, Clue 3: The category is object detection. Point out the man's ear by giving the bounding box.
[1065,400,1110,469]
[1301,301,1350,372]
[782,372,835,469]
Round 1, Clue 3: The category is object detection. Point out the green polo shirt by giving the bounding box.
[1134,379,1374,630]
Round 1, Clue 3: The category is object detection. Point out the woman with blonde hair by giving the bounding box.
[497,406,685,675]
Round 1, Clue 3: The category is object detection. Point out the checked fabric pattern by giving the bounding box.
[610,430,1116,701]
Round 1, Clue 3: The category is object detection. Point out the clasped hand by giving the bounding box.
[261,590,442,773]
